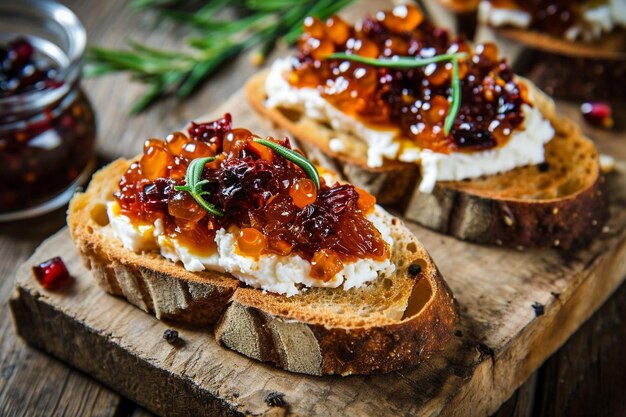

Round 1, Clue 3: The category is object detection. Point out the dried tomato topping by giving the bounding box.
[114,116,388,277]
[289,4,531,153]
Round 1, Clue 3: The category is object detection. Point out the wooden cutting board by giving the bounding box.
[9,89,626,417]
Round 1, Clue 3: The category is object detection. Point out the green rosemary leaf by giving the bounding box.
[178,56,222,97]
[128,40,184,59]
[174,157,224,217]
[197,0,231,17]
[445,57,461,136]
[190,157,209,187]
[89,47,178,74]
[83,63,119,77]
[166,11,266,33]
[253,139,321,189]
[88,48,148,70]
[321,0,356,16]
[245,0,308,12]
[325,52,466,68]
[87,0,357,113]
[282,3,321,45]
[325,52,466,136]
[131,0,183,10]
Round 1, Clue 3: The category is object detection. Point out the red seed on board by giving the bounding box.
[581,102,614,129]
[32,256,72,290]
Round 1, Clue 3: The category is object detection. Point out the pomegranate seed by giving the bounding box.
[32,256,72,290]
[581,102,614,129]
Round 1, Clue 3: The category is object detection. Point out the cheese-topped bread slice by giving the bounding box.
[245,4,608,249]
[68,117,458,376]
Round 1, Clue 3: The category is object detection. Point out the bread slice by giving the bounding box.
[245,71,608,250]
[68,158,458,375]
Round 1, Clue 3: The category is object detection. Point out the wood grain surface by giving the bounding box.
[1,0,625,416]
[9,85,626,415]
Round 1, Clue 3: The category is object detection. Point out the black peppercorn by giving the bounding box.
[408,263,422,276]
[531,302,545,317]
[265,392,286,407]
[163,329,179,344]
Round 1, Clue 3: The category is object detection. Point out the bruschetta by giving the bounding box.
[68,114,458,375]
[246,4,609,249]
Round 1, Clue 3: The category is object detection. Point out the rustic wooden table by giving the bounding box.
[0,1,624,416]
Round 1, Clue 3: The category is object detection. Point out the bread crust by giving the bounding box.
[68,159,458,375]
[245,70,608,249]
[68,159,240,326]
[216,227,458,376]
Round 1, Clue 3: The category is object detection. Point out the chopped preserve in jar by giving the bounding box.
[114,114,388,281]
[0,36,96,215]
[0,38,60,97]
[288,4,531,154]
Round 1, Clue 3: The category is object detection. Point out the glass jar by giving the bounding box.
[0,0,96,221]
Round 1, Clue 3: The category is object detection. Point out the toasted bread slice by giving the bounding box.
[68,159,240,326]
[245,71,608,250]
[68,158,458,375]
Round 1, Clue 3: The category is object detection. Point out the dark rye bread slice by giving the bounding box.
[245,70,608,250]
[68,158,458,375]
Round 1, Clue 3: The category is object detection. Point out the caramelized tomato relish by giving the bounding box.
[289,4,531,153]
[114,114,389,281]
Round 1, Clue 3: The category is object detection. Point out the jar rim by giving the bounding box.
[0,0,86,114]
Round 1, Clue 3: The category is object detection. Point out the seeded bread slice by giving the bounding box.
[68,158,458,375]
[245,70,608,250]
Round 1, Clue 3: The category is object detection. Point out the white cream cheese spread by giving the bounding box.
[106,201,395,297]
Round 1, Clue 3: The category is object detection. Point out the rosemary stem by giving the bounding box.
[324,52,467,136]
[445,57,461,136]
[253,139,321,189]
[325,52,466,68]
[89,0,357,113]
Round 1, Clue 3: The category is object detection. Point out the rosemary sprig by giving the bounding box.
[253,139,321,189]
[174,157,224,216]
[325,52,467,135]
[86,0,356,113]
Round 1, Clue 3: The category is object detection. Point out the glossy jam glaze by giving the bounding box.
[289,4,531,153]
[115,115,387,282]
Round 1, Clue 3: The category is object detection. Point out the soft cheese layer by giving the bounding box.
[106,201,395,297]
[479,0,626,42]
[265,58,554,193]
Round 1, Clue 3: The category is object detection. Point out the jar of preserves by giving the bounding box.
[0,0,96,221]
